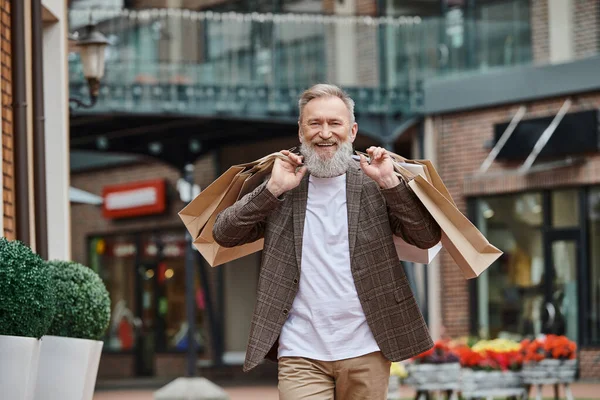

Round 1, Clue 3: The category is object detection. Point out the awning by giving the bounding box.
[474,98,584,178]
[69,186,103,205]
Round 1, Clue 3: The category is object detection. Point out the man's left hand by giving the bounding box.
[359,146,401,189]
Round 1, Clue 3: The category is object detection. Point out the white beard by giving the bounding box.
[299,140,353,178]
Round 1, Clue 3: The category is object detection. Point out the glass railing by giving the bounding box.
[68,8,532,114]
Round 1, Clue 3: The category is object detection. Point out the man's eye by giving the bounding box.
[310,122,320,126]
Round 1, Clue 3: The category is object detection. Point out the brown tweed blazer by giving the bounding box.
[213,162,441,372]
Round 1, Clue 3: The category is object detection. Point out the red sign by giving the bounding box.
[102,179,166,219]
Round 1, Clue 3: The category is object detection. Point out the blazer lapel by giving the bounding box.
[346,165,363,260]
[293,174,309,270]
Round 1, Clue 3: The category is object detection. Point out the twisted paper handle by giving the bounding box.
[354,150,416,181]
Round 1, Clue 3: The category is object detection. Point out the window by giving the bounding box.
[89,230,206,353]
[475,193,545,339]
[90,235,138,352]
[589,188,600,344]
[475,0,532,68]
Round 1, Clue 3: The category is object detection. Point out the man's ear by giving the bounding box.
[298,121,303,143]
[350,122,358,143]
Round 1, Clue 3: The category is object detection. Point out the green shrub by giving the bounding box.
[46,260,111,340]
[0,238,56,338]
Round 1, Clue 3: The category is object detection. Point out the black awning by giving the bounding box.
[492,109,599,162]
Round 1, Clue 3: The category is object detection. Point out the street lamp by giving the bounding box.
[69,23,109,110]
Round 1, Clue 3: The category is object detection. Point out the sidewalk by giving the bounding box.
[93,386,279,400]
[93,382,600,400]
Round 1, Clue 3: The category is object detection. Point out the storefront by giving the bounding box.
[427,87,600,378]
[472,188,599,346]
[70,159,217,378]
[88,229,204,376]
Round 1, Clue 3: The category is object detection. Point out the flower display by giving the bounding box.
[411,340,460,364]
[521,335,577,363]
[453,338,523,371]
[390,362,408,378]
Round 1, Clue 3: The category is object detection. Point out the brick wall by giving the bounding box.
[435,90,600,377]
[579,349,600,380]
[574,0,600,59]
[530,0,549,64]
[355,0,376,16]
[1,0,13,239]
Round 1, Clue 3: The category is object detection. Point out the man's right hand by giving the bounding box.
[266,150,307,197]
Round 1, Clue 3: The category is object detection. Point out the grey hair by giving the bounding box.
[298,83,355,123]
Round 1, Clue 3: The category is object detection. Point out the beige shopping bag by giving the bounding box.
[354,152,444,265]
[394,161,443,264]
[393,236,443,264]
[394,162,502,279]
[179,151,290,267]
[194,168,264,267]
[179,165,247,240]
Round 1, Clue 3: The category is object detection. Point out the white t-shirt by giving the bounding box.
[278,174,380,361]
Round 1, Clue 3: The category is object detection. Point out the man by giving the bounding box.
[213,83,441,399]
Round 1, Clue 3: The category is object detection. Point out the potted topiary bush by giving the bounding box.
[0,238,56,400]
[33,260,111,400]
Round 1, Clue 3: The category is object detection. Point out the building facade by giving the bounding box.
[2,0,71,259]
[422,0,600,379]
[68,0,600,380]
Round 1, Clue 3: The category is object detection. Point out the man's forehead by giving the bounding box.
[303,97,351,119]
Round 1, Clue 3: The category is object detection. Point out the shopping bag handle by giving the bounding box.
[354,150,415,181]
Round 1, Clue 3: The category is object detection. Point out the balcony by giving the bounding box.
[68,8,532,119]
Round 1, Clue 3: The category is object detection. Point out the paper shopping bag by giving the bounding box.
[194,166,264,267]
[179,165,247,240]
[393,236,443,264]
[405,172,502,279]
[394,162,443,264]
[179,151,292,267]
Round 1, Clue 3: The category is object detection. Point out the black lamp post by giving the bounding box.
[69,23,109,110]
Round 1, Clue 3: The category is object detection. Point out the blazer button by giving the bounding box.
[293,278,298,284]
[283,309,289,315]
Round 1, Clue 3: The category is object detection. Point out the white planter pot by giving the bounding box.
[0,335,41,400]
[405,363,461,388]
[521,358,578,383]
[33,336,104,400]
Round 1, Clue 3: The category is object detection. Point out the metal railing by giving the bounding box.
[68,8,532,115]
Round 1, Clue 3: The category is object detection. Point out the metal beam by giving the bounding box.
[518,98,572,174]
[70,118,208,146]
[478,105,527,175]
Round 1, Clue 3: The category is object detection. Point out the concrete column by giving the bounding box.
[548,0,574,64]
[424,116,442,340]
[43,0,71,260]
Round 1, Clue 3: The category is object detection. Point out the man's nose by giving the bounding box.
[319,126,332,139]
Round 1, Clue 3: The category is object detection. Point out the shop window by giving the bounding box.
[143,231,206,352]
[90,230,205,354]
[475,193,545,340]
[552,190,580,228]
[589,188,600,344]
[90,235,138,352]
[476,190,584,344]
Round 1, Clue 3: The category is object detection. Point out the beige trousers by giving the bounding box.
[278,351,391,400]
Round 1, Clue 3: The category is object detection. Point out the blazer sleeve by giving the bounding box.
[380,178,442,249]
[212,181,283,248]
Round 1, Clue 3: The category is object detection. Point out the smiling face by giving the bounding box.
[299,96,358,159]
[297,95,359,178]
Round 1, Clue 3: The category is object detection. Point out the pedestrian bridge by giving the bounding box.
[68,8,531,149]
